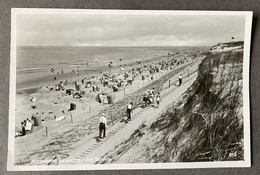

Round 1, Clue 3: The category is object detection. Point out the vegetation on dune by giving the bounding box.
[150,42,244,162]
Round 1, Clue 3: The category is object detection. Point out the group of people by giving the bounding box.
[143,89,161,108]
[98,101,133,140]
[98,73,184,140]
[15,118,33,137]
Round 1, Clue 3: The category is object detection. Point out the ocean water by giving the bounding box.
[17,46,203,70]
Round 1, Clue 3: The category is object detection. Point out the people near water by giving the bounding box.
[92,84,97,92]
[179,74,183,86]
[99,113,107,139]
[126,102,133,121]
[55,84,60,91]
[81,77,85,84]
[64,77,69,85]
[156,92,161,108]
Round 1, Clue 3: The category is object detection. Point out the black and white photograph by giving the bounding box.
[8,9,252,171]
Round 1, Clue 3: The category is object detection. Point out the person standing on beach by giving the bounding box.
[99,113,107,139]
[126,102,133,121]
[179,74,183,86]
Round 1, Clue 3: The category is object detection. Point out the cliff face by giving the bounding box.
[151,41,244,162]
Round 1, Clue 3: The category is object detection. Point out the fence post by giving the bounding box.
[71,114,73,123]
[169,80,171,88]
[188,69,189,77]
[82,100,83,110]
[110,115,114,125]
[45,126,48,136]
[55,150,59,165]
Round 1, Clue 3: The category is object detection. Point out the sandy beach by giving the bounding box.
[14,46,207,165]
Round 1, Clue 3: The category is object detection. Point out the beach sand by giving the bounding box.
[14,46,207,165]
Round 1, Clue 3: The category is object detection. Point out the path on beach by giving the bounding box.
[62,62,199,165]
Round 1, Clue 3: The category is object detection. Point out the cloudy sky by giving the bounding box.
[16,12,246,46]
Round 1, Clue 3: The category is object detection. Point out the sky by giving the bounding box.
[16,12,246,46]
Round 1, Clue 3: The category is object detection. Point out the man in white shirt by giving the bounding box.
[179,74,183,86]
[127,102,133,121]
[99,113,107,139]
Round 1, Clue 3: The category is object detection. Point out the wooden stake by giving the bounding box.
[45,126,48,136]
[82,101,83,110]
[169,80,171,88]
[110,115,114,125]
[55,151,59,165]
[71,114,73,123]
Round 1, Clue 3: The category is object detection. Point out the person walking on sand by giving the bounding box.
[156,92,161,108]
[99,113,107,139]
[149,92,154,106]
[127,102,133,121]
[144,90,150,107]
[179,74,183,86]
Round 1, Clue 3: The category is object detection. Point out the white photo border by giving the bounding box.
[8,8,252,171]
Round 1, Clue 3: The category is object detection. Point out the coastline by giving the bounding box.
[16,52,178,92]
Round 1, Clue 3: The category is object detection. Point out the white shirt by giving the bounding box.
[127,104,132,109]
[179,75,182,79]
[99,116,107,127]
